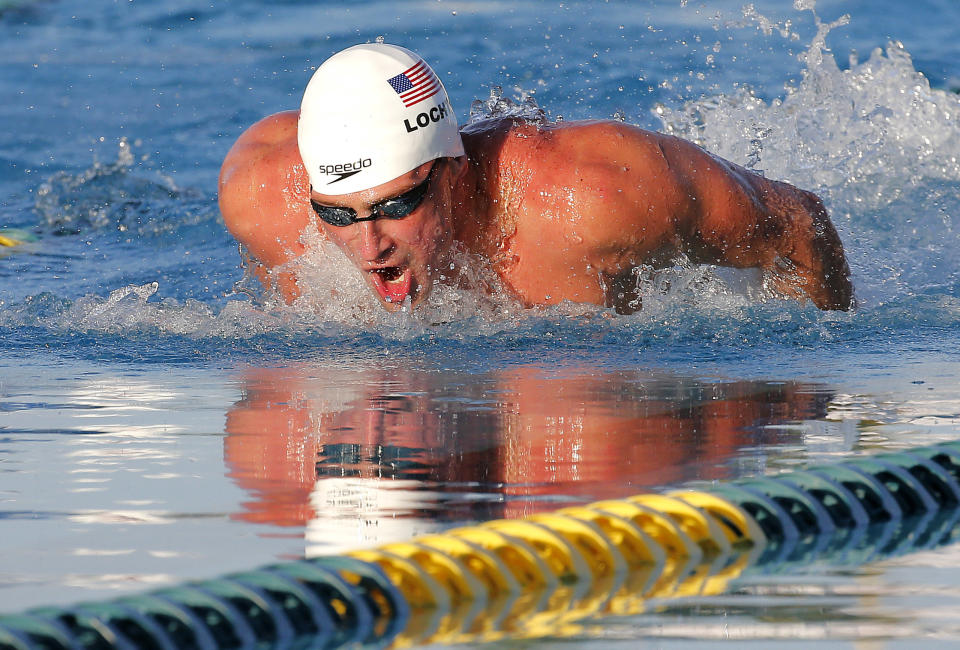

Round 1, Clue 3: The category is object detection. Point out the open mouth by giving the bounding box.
[368,265,414,305]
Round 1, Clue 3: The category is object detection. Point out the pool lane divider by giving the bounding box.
[3,440,960,649]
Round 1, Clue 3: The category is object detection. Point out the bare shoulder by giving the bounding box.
[219,111,300,188]
[218,111,311,267]
[232,110,299,148]
[471,120,694,253]
[492,119,763,228]
[467,119,692,200]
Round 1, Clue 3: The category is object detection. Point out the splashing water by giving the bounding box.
[468,86,548,125]
[658,7,960,195]
[33,138,211,236]
[7,1,960,341]
[276,222,523,336]
[655,2,960,309]
[0,280,280,339]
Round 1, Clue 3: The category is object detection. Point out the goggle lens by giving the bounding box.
[310,161,437,227]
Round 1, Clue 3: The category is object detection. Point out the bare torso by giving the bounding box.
[220,112,853,312]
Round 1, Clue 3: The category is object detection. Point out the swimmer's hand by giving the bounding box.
[774,191,854,311]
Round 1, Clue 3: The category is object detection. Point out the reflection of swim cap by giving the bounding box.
[305,478,446,555]
[298,43,465,195]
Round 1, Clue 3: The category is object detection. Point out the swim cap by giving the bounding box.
[298,43,465,195]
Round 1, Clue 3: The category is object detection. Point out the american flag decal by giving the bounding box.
[387,60,441,107]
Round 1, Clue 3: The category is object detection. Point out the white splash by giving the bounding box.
[656,10,960,194]
[31,281,281,337]
[279,222,523,333]
[14,1,960,338]
[655,1,960,307]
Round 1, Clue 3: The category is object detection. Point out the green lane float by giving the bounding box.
[0,229,35,252]
[3,440,960,649]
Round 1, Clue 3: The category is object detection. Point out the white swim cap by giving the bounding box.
[298,43,465,195]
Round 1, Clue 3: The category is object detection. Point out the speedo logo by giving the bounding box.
[403,101,449,133]
[320,158,372,185]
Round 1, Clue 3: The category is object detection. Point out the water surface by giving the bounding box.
[2,0,960,645]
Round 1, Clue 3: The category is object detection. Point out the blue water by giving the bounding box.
[3,0,960,645]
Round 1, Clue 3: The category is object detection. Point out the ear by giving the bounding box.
[446,155,469,181]
[437,155,469,211]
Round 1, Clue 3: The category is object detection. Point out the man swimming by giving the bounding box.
[219,43,853,314]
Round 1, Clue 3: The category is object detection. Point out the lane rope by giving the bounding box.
[3,440,960,649]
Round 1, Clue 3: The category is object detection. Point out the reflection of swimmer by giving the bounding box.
[224,366,503,529]
[223,365,832,542]
[219,43,853,314]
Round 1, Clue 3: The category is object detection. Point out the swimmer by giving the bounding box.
[219,43,854,314]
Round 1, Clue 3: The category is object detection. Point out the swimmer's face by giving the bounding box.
[309,159,456,311]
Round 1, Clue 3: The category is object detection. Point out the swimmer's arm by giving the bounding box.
[219,111,311,303]
[528,122,851,310]
[657,135,854,310]
[237,246,302,303]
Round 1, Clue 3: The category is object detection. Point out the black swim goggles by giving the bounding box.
[309,161,438,227]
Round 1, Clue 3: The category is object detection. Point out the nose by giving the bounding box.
[355,219,395,263]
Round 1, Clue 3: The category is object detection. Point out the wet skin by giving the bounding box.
[219,111,854,312]
[308,160,454,309]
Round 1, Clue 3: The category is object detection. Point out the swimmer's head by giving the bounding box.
[298,43,465,195]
